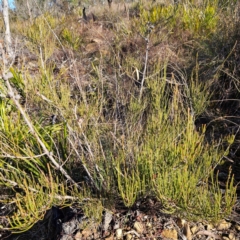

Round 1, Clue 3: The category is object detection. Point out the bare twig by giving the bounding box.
[171,219,187,240]
[195,230,223,240]
[67,128,100,192]
[124,230,140,238]
[138,22,154,102]
[0,152,48,159]
[138,37,149,102]
[2,0,13,58]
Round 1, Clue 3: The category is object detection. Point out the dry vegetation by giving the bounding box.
[0,0,240,238]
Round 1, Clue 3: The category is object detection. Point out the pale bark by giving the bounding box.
[2,0,13,57]
[26,0,33,23]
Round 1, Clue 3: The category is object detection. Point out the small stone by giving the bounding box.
[103,210,113,232]
[133,221,144,234]
[116,228,123,239]
[62,219,77,235]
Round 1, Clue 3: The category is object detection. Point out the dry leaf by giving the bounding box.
[125,233,133,240]
[74,230,82,240]
[105,233,114,240]
[190,225,198,234]
[133,221,144,234]
[196,230,223,239]
[206,223,214,230]
[161,229,178,240]
[216,220,231,230]
[183,222,192,240]
[176,217,186,228]
[228,232,236,240]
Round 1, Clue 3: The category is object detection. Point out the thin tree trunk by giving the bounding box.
[26,0,33,23]
[107,0,112,9]
[2,0,13,58]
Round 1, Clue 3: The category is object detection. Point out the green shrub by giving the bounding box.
[61,28,82,50]
[112,62,236,221]
[0,0,238,233]
[138,1,219,37]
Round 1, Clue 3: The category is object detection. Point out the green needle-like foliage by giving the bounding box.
[0,0,239,234]
[1,166,72,233]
